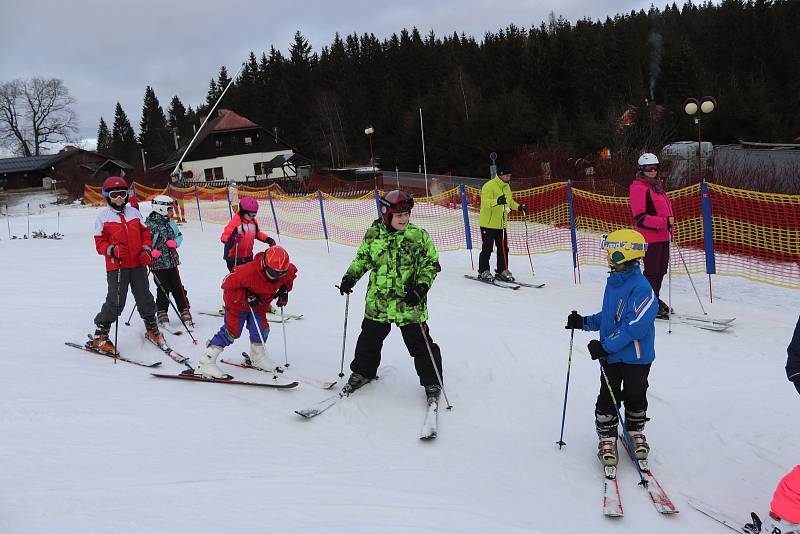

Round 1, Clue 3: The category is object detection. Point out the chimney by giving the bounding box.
[218,109,230,117]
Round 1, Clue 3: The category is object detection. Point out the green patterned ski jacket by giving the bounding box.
[345,220,441,326]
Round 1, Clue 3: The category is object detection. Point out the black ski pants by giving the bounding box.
[478,227,509,274]
[595,362,651,438]
[642,240,669,299]
[350,318,443,387]
[94,266,156,326]
[152,267,189,313]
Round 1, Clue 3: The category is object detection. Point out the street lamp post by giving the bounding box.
[140,148,148,172]
[364,126,376,188]
[683,96,716,181]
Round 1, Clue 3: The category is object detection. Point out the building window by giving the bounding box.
[204,167,224,180]
[254,162,271,175]
[215,138,223,150]
[244,136,253,146]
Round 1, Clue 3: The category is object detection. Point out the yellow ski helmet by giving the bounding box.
[601,229,648,267]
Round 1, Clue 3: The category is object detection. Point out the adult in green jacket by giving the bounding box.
[478,172,527,282]
[338,190,444,402]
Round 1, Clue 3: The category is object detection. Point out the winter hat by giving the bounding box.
[771,465,800,524]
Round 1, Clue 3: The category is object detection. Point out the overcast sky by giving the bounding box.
[1,0,679,152]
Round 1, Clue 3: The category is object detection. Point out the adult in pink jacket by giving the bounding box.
[629,153,674,319]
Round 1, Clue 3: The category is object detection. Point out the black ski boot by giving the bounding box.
[342,372,371,395]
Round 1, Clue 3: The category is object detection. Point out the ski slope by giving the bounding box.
[1,199,797,534]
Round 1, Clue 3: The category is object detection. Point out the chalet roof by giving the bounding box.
[211,110,257,131]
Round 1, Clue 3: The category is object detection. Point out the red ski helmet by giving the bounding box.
[379,190,414,226]
[239,196,259,215]
[102,176,129,207]
[261,246,290,279]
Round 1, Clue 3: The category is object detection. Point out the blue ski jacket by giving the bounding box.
[583,264,658,365]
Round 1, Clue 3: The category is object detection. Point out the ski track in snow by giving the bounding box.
[0,199,797,533]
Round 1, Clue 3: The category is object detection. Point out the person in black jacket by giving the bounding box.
[787,315,800,395]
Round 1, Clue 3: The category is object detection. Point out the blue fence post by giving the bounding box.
[194,185,203,232]
[318,190,331,253]
[567,180,580,284]
[267,189,281,240]
[374,187,382,219]
[700,181,716,275]
[459,184,473,250]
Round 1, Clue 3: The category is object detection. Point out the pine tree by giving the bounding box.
[139,86,170,164]
[96,117,112,154]
[167,95,193,149]
[110,102,139,165]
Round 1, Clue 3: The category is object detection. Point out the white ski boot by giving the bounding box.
[196,344,225,379]
[249,342,278,372]
[598,437,618,467]
[629,431,650,460]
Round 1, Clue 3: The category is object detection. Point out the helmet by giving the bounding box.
[601,229,648,267]
[379,190,414,226]
[637,153,660,173]
[261,246,290,279]
[102,176,129,208]
[239,197,259,215]
[152,195,174,216]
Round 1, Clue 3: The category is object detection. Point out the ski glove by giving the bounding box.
[265,236,276,247]
[275,285,289,307]
[339,275,356,295]
[108,244,129,260]
[497,195,507,205]
[518,204,528,213]
[228,227,244,245]
[587,340,609,360]
[166,239,177,248]
[565,311,584,330]
[138,249,152,267]
[403,283,429,306]
[246,291,261,307]
[151,249,162,259]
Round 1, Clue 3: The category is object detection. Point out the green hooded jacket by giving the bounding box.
[345,220,441,326]
[478,175,520,229]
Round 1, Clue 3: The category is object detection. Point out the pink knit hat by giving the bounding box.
[771,465,800,523]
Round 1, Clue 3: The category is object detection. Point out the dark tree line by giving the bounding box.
[100,1,800,177]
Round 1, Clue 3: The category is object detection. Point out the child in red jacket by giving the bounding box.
[220,196,275,272]
[89,176,165,353]
[196,246,297,379]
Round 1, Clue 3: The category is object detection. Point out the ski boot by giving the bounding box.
[144,317,168,350]
[424,384,441,404]
[495,269,515,282]
[477,270,494,282]
[629,431,650,460]
[157,310,169,326]
[249,342,278,372]
[598,437,618,467]
[342,372,371,395]
[88,322,115,353]
[196,344,225,379]
[656,299,673,320]
[180,308,194,327]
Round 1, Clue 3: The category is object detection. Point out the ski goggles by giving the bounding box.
[152,199,174,209]
[104,189,128,199]
[640,165,659,173]
[600,236,648,252]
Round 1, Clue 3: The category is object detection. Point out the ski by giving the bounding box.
[295,391,344,418]
[603,466,624,518]
[514,281,546,288]
[619,434,679,514]
[200,311,303,323]
[151,370,298,388]
[659,315,733,332]
[463,274,520,290]
[673,313,735,324]
[65,341,162,368]
[419,398,439,440]
[199,311,225,318]
[687,499,754,533]
[221,354,337,389]
[145,336,192,367]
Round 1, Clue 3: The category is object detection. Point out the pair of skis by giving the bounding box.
[660,313,736,332]
[463,274,546,290]
[199,311,304,323]
[221,352,337,389]
[603,435,678,517]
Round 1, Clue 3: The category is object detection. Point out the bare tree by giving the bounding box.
[0,78,78,156]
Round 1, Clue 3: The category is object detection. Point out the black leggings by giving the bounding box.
[595,362,651,437]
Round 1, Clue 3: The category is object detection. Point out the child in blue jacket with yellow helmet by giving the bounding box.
[565,228,658,468]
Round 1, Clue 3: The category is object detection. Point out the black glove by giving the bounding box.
[588,340,609,360]
[246,291,261,307]
[518,204,528,213]
[403,283,429,306]
[265,236,276,247]
[497,195,507,205]
[339,275,355,295]
[742,513,762,534]
[565,311,584,330]
[275,285,289,307]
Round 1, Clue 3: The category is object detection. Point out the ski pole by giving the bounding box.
[556,316,576,449]
[279,305,289,368]
[598,360,648,487]
[148,267,198,344]
[674,240,707,315]
[500,211,509,274]
[247,301,278,379]
[336,290,350,378]
[113,262,122,363]
[124,304,137,326]
[414,305,452,410]
[668,239,673,334]
[26,202,30,238]
[523,220,535,276]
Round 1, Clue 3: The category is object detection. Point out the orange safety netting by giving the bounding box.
[83,181,800,288]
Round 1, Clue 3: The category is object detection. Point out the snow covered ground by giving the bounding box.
[1,198,797,534]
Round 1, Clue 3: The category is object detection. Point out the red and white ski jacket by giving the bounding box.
[94,206,153,272]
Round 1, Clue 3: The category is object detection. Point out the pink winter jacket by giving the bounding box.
[771,465,800,523]
[629,177,674,243]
